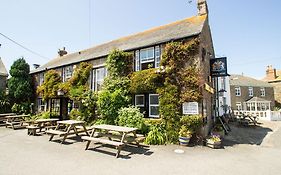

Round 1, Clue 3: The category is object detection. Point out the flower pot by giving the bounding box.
[206,140,221,149]
[179,136,191,146]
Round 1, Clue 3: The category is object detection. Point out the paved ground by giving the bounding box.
[1,121,281,175]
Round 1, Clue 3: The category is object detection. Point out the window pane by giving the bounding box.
[150,106,159,116]
[150,95,159,105]
[140,47,154,62]
[135,95,144,106]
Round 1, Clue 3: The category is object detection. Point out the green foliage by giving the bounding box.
[145,123,166,145]
[97,89,131,124]
[0,91,11,113]
[36,70,62,101]
[30,111,57,120]
[156,39,201,144]
[69,108,82,120]
[11,102,31,114]
[180,115,203,133]
[179,126,192,137]
[130,68,163,94]
[116,106,147,133]
[8,58,33,103]
[97,50,132,124]
[68,62,92,87]
[106,49,133,77]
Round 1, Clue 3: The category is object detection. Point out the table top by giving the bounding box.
[0,113,16,117]
[36,118,59,122]
[57,120,85,125]
[92,124,138,133]
[5,114,30,119]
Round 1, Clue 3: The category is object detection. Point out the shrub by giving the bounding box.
[116,106,147,133]
[145,123,166,145]
[130,68,163,94]
[11,102,31,114]
[180,115,203,133]
[97,89,131,124]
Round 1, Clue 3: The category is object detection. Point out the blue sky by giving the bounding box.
[0,0,280,79]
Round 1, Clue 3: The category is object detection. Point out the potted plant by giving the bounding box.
[211,125,225,139]
[206,134,221,149]
[178,126,192,146]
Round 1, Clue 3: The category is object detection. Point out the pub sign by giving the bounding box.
[210,57,228,77]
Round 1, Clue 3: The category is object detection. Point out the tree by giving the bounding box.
[8,58,33,103]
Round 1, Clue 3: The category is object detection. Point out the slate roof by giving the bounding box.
[230,74,272,87]
[0,58,8,76]
[31,15,207,74]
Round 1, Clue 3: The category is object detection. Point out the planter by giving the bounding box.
[179,136,191,146]
[212,131,225,139]
[206,140,221,149]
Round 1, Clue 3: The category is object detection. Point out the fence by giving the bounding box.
[233,110,281,121]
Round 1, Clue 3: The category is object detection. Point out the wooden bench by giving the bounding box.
[46,130,67,141]
[82,136,124,158]
[26,125,40,136]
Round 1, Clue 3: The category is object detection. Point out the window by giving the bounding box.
[235,87,241,96]
[38,99,46,112]
[140,47,154,63]
[248,87,253,97]
[236,102,242,111]
[260,88,265,96]
[63,65,73,82]
[135,95,144,107]
[135,46,161,71]
[39,73,44,86]
[51,99,60,116]
[135,50,140,71]
[92,67,107,91]
[149,94,159,118]
[155,46,161,68]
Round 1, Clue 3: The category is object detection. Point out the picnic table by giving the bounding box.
[0,113,16,124]
[46,120,89,144]
[237,114,257,126]
[5,114,30,129]
[26,118,59,135]
[82,124,143,158]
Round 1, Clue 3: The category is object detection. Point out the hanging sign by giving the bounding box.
[182,102,199,115]
[204,83,214,94]
[210,57,228,77]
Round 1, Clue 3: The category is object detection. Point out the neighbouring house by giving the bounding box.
[229,74,275,118]
[0,57,8,91]
[30,0,215,134]
[262,65,281,108]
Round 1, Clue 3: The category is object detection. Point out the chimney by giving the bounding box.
[266,65,277,80]
[58,47,67,57]
[33,64,40,69]
[197,0,208,16]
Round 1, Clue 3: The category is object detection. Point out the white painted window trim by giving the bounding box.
[155,46,160,68]
[248,87,253,97]
[135,95,145,107]
[149,94,159,118]
[260,87,266,97]
[235,87,241,96]
[140,47,155,63]
[135,50,140,71]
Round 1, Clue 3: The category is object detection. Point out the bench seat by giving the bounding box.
[46,130,67,136]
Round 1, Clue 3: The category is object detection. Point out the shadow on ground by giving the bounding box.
[223,122,272,147]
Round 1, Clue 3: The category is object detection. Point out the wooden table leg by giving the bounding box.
[73,126,79,136]
[61,125,72,144]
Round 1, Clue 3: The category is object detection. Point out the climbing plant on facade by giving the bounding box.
[97,49,133,124]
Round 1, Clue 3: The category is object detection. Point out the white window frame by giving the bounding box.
[260,87,266,97]
[140,47,154,63]
[38,99,46,113]
[149,94,159,118]
[92,67,107,91]
[135,95,145,107]
[155,46,161,68]
[39,73,44,86]
[248,87,253,97]
[63,65,73,82]
[236,102,242,111]
[235,87,241,96]
[135,50,140,71]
